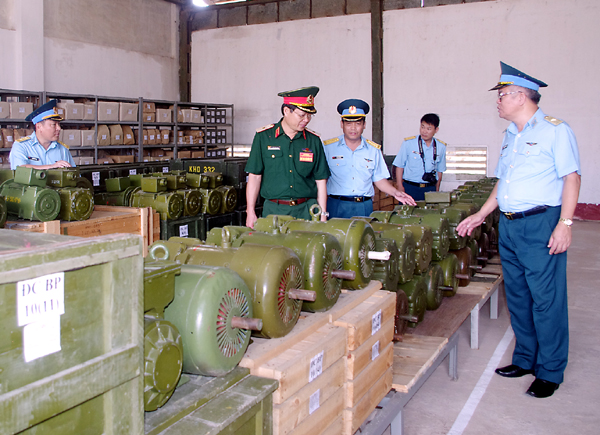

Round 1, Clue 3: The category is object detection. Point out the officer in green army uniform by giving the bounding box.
[245,87,330,228]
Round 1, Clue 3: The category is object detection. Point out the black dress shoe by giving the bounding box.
[526,378,559,398]
[495,364,535,378]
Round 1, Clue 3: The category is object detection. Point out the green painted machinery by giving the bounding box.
[216,185,238,214]
[0,195,6,228]
[410,204,468,250]
[149,238,309,339]
[422,262,444,310]
[94,176,137,206]
[177,188,202,216]
[130,176,184,221]
[254,214,381,290]
[199,186,223,215]
[0,168,15,184]
[46,168,94,221]
[432,252,462,297]
[371,238,400,291]
[143,261,184,411]
[0,167,61,221]
[398,274,427,327]
[203,171,224,188]
[367,221,418,283]
[205,225,352,312]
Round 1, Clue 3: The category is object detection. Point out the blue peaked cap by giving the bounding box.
[489,62,548,91]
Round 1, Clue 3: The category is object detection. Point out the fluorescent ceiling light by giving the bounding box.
[193,0,209,7]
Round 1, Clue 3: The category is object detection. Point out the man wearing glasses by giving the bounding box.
[245,87,330,228]
[457,62,581,398]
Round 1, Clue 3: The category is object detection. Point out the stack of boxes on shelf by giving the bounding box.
[0,101,34,154]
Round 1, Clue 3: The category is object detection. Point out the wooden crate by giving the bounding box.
[284,387,345,435]
[344,342,393,408]
[345,316,394,380]
[273,357,345,435]
[333,290,396,351]
[4,205,160,256]
[342,367,393,435]
[0,231,144,434]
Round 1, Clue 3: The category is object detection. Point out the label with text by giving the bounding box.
[17,272,65,327]
[309,351,324,382]
[309,389,320,415]
[372,309,382,335]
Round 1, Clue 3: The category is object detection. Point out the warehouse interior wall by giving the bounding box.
[0,0,179,100]
[191,0,598,204]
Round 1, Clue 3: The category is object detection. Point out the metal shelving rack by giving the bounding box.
[0,89,43,165]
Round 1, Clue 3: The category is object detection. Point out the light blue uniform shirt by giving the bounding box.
[392,136,447,183]
[324,135,389,197]
[9,131,75,170]
[494,109,580,212]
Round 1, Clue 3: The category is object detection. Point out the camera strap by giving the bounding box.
[417,135,437,173]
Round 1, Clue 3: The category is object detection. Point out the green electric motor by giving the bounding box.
[185,173,210,189]
[0,195,6,228]
[150,239,308,339]
[371,238,400,291]
[203,172,224,189]
[0,167,61,222]
[255,215,379,290]
[0,169,15,185]
[411,206,468,251]
[368,222,417,284]
[130,186,184,221]
[422,262,444,310]
[95,177,136,207]
[398,274,427,327]
[432,252,461,297]
[206,225,349,312]
[216,185,238,214]
[199,187,223,215]
[45,168,94,221]
[176,188,202,216]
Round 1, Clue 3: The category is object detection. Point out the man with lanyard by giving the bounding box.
[392,113,447,201]
[9,99,75,170]
[245,87,329,228]
[457,62,581,398]
[323,98,415,219]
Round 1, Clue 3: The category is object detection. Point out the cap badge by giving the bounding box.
[306,95,314,105]
[349,106,357,114]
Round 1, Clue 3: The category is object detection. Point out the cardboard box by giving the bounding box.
[0,102,10,119]
[143,112,156,123]
[58,103,84,120]
[73,156,94,165]
[191,109,203,124]
[98,102,119,122]
[13,128,33,141]
[9,102,33,119]
[97,125,111,146]
[83,103,96,121]
[150,149,165,158]
[109,155,135,164]
[109,124,124,145]
[156,108,172,123]
[97,157,114,165]
[1,128,15,148]
[142,129,148,145]
[119,103,139,122]
[177,151,191,159]
[122,125,136,145]
[61,129,82,147]
[164,151,174,159]
[147,129,157,145]
[176,107,184,123]
[81,130,95,146]
[0,132,3,148]
[159,129,171,145]
[191,150,205,158]
[180,109,193,123]
[143,102,155,113]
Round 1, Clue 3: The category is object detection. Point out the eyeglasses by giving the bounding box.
[497,91,522,100]
[293,110,313,120]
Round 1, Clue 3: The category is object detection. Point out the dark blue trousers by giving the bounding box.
[328,197,373,219]
[499,206,569,384]
[402,181,436,201]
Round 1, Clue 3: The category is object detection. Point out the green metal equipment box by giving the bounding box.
[0,230,144,434]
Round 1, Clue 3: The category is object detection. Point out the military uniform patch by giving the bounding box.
[544,116,564,126]
[256,124,275,133]
[404,136,416,141]
[16,136,31,142]
[366,139,381,150]
[436,139,447,146]
[305,128,320,137]
[323,137,339,146]
[58,140,69,149]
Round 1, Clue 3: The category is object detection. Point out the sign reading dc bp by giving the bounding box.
[17,272,65,327]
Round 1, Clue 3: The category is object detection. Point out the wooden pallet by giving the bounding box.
[4,205,160,256]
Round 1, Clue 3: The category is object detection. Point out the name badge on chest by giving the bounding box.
[299,151,313,162]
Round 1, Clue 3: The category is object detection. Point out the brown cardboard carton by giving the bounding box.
[0,132,4,148]
[97,157,114,165]
[110,155,134,164]
[122,125,136,145]
[13,128,33,141]
[156,108,172,123]
[164,151,174,159]
[150,149,165,157]
[143,102,156,113]
[2,128,15,147]
[142,129,149,145]
[109,124,124,145]
[175,107,183,123]
[191,109,203,124]
[143,112,156,123]
[81,130,95,146]
[119,102,139,122]
[159,128,171,145]
[191,150,205,158]
[0,102,10,119]
[61,129,82,147]
[73,156,94,165]
[181,109,193,123]
[147,129,157,145]
[177,151,191,159]
[83,103,96,121]
[9,102,33,119]
[60,103,84,120]
[97,125,111,146]
[98,102,119,122]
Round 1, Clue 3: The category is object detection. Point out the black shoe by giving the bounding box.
[495,364,535,378]
[526,378,559,398]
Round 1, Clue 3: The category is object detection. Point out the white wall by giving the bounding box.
[191,0,599,203]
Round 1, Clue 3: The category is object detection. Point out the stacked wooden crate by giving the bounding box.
[334,290,396,435]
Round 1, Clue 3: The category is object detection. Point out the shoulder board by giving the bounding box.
[323,137,339,146]
[366,139,381,150]
[256,124,275,133]
[305,128,320,137]
[58,141,69,149]
[435,139,447,146]
[404,136,416,141]
[16,136,31,142]
[544,116,564,126]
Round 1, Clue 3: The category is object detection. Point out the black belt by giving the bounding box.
[502,206,549,220]
[269,198,308,206]
[328,195,372,203]
[403,179,436,188]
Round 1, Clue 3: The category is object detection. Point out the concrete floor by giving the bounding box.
[397,220,600,435]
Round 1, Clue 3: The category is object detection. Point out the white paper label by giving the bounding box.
[179,225,189,237]
[72,108,78,114]
[68,134,75,140]
[86,134,93,141]
[87,108,93,114]
[19,107,25,113]
[126,134,132,139]
[309,389,320,415]
[7,135,13,141]
[163,134,169,139]
[17,272,65,326]
[129,169,137,175]
[372,340,380,361]
[92,171,100,186]
[309,350,324,382]
[107,109,112,114]
[115,135,120,140]
[163,167,169,173]
[372,309,382,335]
[128,109,133,114]
[102,134,107,140]
[23,315,61,362]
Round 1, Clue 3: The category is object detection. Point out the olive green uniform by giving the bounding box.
[245,118,330,220]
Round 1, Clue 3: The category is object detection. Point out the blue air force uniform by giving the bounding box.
[10,131,75,170]
[491,63,581,386]
[324,135,389,218]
